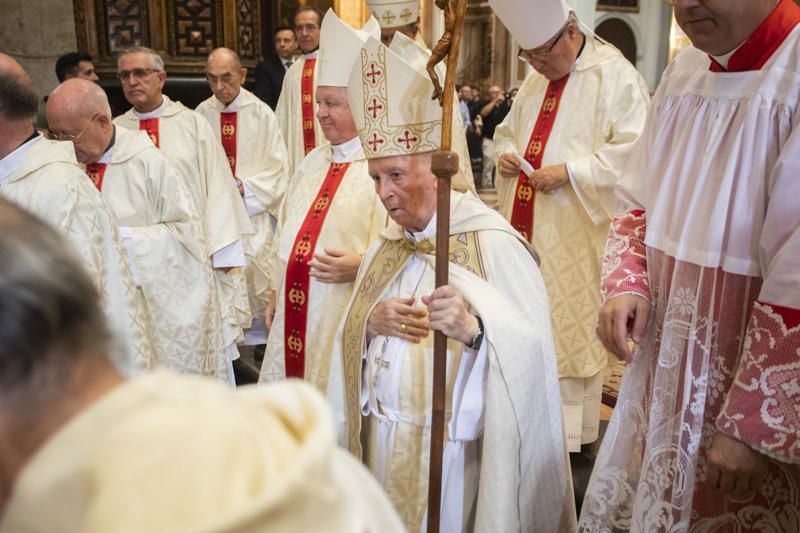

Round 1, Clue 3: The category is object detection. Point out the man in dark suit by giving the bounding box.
[254,26,297,110]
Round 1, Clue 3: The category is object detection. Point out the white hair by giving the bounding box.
[117,46,165,71]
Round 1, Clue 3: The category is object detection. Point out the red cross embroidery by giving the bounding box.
[397,130,418,150]
[366,63,382,84]
[367,98,383,119]
[367,132,385,152]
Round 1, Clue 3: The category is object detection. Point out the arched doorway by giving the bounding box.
[595,18,637,66]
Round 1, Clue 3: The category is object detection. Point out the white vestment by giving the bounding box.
[580,17,800,530]
[493,37,650,450]
[114,96,254,358]
[0,135,156,374]
[0,372,405,533]
[98,127,229,379]
[275,51,325,177]
[196,88,290,342]
[335,192,577,533]
[259,137,387,393]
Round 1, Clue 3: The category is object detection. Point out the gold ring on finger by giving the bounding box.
[400,323,407,332]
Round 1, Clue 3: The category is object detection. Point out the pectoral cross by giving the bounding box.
[372,339,392,389]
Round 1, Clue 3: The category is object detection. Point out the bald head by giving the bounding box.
[205,47,246,106]
[0,52,38,121]
[46,78,114,164]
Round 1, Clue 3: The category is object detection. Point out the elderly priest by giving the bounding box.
[335,36,577,533]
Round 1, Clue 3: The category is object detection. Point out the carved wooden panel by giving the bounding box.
[74,0,264,74]
[105,0,148,52]
[236,0,257,59]
[169,0,219,56]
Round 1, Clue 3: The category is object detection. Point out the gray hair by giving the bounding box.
[117,46,165,71]
[0,198,110,408]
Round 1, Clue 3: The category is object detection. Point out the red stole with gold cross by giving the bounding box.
[283,162,350,378]
[301,58,317,156]
[510,75,569,243]
[139,118,160,148]
[220,112,238,175]
[85,162,108,191]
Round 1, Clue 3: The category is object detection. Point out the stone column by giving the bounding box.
[0,0,77,96]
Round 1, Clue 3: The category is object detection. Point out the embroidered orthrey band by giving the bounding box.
[340,231,487,455]
[509,75,569,243]
[301,58,317,155]
[85,162,108,191]
[283,162,351,378]
[138,118,160,148]
[220,112,238,175]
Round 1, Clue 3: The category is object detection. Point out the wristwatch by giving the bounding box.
[465,316,484,350]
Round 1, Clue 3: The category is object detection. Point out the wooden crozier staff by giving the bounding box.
[424,0,468,531]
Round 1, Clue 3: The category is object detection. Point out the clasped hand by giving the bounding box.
[309,248,361,283]
[366,285,478,345]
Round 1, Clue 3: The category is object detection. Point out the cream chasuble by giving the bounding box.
[258,138,387,393]
[0,372,405,533]
[334,192,577,533]
[95,127,229,379]
[196,88,290,332]
[0,136,156,374]
[494,38,649,381]
[493,38,649,450]
[275,51,325,177]
[114,95,254,354]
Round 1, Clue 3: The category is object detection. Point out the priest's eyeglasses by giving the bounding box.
[518,25,568,62]
[47,114,101,143]
[117,68,160,82]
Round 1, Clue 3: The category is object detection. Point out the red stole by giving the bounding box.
[220,111,238,175]
[139,118,160,148]
[509,75,569,243]
[709,0,800,72]
[283,162,350,378]
[301,58,317,156]
[85,162,108,191]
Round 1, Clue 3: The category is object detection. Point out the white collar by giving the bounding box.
[303,50,319,60]
[221,89,245,112]
[134,97,167,120]
[711,44,742,70]
[404,213,437,241]
[0,133,42,185]
[282,56,294,66]
[330,136,364,163]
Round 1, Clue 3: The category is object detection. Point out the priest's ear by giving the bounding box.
[238,67,247,85]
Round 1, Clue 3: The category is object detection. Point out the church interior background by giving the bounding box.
[5,0,696,105]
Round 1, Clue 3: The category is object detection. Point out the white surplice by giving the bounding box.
[275,51,325,177]
[580,17,800,531]
[98,127,228,379]
[196,88,290,340]
[258,137,387,393]
[493,37,650,450]
[0,135,156,374]
[114,95,254,359]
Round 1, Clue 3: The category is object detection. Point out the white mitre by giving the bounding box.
[349,36,441,159]
[317,9,381,87]
[389,31,444,79]
[489,0,570,49]
[365,0,419,29]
